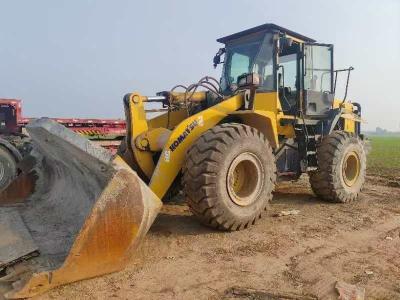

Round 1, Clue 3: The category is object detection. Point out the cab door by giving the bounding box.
[302,43,334,117]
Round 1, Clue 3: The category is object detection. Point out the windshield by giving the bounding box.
[221,32,274,94]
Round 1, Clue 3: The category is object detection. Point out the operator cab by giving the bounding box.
[214,23,334,118]
[0,100,21,134]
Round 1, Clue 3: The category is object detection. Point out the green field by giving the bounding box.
[367,136,400,178]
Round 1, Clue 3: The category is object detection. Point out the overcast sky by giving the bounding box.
[0,0,399,131]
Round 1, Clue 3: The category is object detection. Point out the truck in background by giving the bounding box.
[0,98,126,190]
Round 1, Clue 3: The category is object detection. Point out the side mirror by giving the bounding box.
[213,55,220,67]
[213,48,225,68]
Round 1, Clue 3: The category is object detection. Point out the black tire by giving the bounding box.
[0,146,18,191]
[309,131,366,203]
[182,123,276,231]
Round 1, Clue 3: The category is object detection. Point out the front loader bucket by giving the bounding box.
[0,118,162,299]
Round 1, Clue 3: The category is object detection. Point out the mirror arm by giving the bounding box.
[213,48,226,68]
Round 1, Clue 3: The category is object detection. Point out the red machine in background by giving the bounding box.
[0,98,126,190]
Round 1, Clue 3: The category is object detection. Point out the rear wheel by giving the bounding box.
[309,131,366,203]
[183,123,276,231]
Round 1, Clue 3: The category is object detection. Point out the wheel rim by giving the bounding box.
[342,151,360,187]
[227,152,264,206]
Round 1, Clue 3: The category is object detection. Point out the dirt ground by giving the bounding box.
[37,175,399,300]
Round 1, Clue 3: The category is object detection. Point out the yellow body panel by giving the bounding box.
[148,109,188,129]
[234,92,296,148]
[136,127,172,152]
[278,122,296,138]
[344,119,356,133]
[252,91,281,113]
[149,95,243,198]
[231,110,279,148]
[332,99,353,112]
[332,99,362,133]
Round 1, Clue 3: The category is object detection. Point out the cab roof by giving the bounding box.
[217,23,316,44]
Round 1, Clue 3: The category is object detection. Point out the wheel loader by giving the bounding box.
[0,23,366,298]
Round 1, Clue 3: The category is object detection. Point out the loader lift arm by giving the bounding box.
[122,92,243,199]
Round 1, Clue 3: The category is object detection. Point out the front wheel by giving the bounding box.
[183,123,276,231]
[309,131,366,203]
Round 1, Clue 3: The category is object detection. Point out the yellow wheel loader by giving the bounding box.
[0,23,366,298]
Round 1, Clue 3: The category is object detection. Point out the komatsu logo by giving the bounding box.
[169,116,203,152]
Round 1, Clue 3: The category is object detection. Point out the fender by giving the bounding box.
[229,110,280,149]
[229,91,296,149]
[330,99,364,134]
